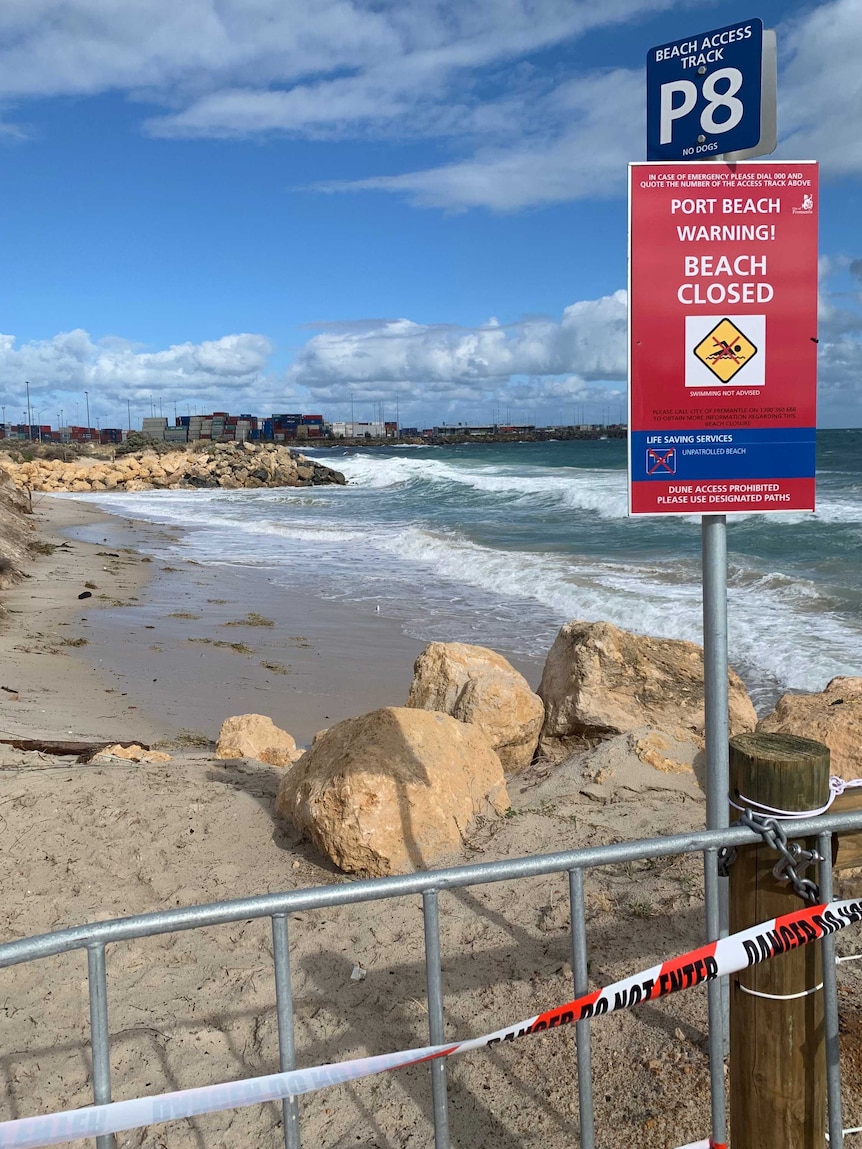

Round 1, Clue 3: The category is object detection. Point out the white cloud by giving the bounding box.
[779,0,862,175]
[0,303,632,430]
[2,1,859,212]
[324,69,642,210]
[141,0,656,142]
[819,254,862,332]
[291,292,627,395]
[3,268,859,430]
[317,0,862,211]
[0,0,677,189]
[0,329,285,425]
[292,276,862,426]
[817,255,862,425]
[0,1,662,107]
[0,0,395,99]
[818,338,862,428]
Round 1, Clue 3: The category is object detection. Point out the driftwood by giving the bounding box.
[0,738,150,759]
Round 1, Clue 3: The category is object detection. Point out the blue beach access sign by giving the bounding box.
[646,18,763,161]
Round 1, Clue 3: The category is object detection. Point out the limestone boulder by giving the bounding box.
[757,677,862,779]
[406,641,543,771]
[216,713,303,766]
[537,620,757,761]
[276,707,509,876]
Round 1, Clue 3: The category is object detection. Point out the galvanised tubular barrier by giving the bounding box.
[703,847,727,1149]
[85,944,112,1149]
[568,868,595,1149]
[4,809,862,1149]
[271,913,301,1149]
[423,890,451,1149]
[819,832,844,1149]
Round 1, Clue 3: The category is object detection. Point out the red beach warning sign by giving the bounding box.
[628,161,818,515]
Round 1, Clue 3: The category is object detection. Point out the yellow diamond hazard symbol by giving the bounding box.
[693,318,758,383]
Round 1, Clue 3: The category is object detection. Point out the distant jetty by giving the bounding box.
[314,426,628,448]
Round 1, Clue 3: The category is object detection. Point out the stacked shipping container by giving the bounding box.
[0,410,401,444]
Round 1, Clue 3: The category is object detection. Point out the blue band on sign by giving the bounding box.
[631,427,815,481]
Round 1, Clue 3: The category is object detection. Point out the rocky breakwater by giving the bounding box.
[0,442,347,494]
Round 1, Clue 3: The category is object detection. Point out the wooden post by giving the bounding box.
[729,732,830,1149]
[830,787,862,870]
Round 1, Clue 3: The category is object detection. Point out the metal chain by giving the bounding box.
[717,845,736,877]
[738,810,823,904]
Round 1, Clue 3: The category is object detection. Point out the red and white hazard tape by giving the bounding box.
[2,898,860,1149]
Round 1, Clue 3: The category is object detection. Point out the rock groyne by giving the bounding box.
[0,442,347,494]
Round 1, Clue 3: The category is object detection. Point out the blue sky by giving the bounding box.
[0,0,860,431]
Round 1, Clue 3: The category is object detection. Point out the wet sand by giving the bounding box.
[2,495,542,749]
[0,497,169,747]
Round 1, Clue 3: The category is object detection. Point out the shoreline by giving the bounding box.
[7,493,523,748]
[0,497,170,746]
[7,438,857,721]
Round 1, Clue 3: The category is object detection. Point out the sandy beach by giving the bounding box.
[3,492,862,1148]
[1,494,453,749]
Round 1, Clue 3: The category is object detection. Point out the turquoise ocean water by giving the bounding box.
[84,429,861,711]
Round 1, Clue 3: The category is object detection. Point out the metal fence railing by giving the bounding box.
[3,808,862,1149]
